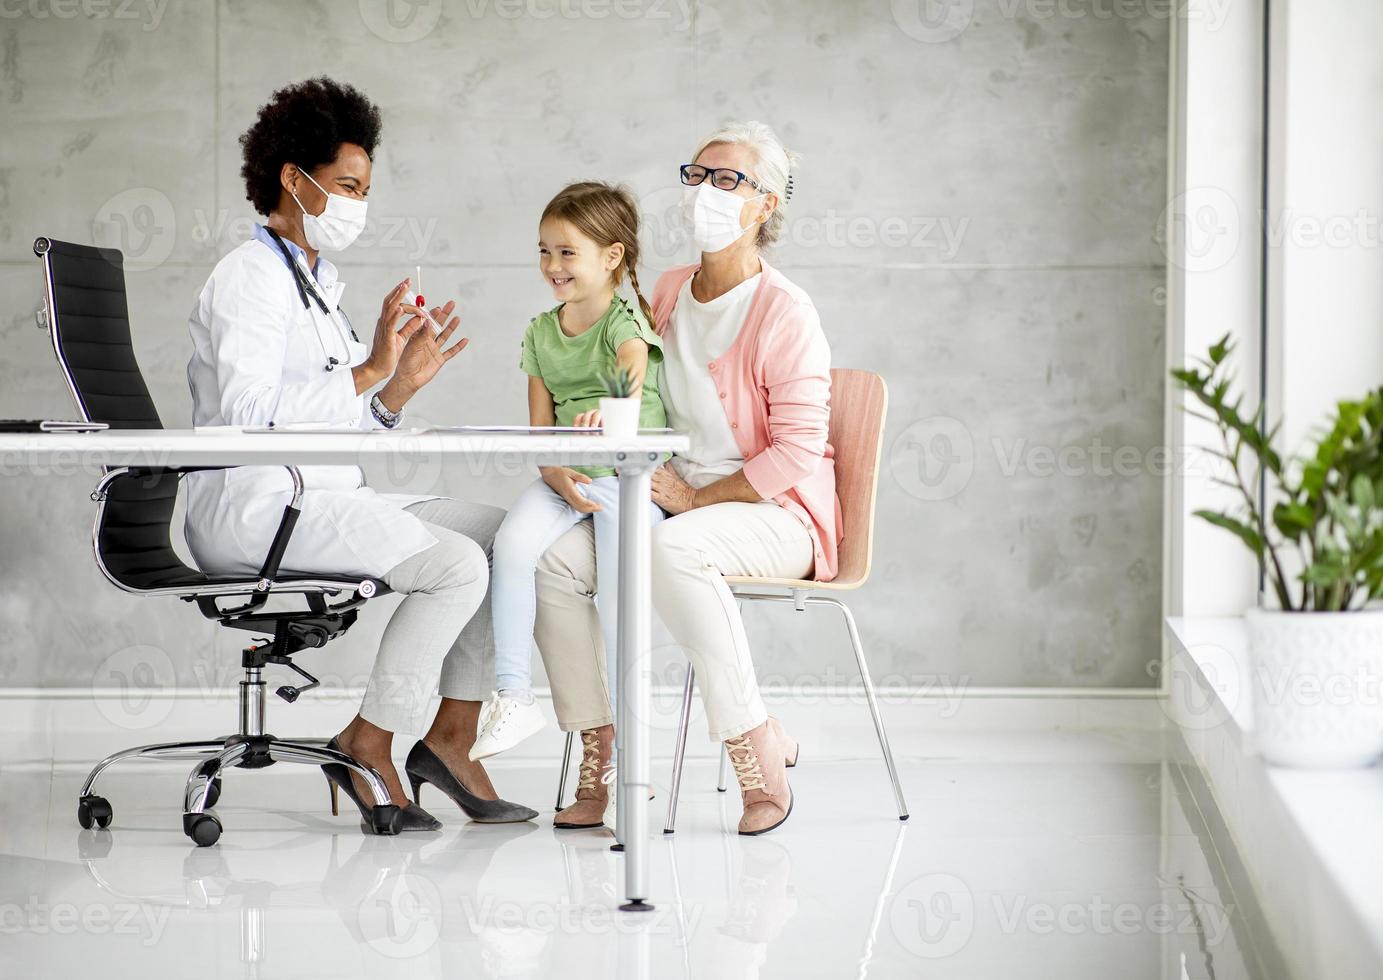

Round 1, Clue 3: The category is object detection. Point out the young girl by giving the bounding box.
[470,181,667,761]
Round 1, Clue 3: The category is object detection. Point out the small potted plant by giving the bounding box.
[1173,336,1383,767]
[598,367,641,440]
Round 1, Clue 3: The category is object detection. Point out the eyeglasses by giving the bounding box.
[679,164,770,195]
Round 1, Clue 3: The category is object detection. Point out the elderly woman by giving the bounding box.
[533,121,839,835]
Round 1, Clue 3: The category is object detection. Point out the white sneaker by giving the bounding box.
[468,693,546,761]
[602,767,618,829]
[601,766,656,829]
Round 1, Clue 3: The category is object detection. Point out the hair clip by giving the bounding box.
[783,174,795,201]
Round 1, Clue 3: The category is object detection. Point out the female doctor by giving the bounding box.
[185,77,536,829]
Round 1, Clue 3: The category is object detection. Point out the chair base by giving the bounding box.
[77,652,397,847]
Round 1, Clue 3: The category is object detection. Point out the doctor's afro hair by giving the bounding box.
[239,77,382,216]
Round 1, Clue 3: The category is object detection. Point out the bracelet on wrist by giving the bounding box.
[370,393,402,428]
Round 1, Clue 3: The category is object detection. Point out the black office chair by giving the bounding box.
[34,236,404,846]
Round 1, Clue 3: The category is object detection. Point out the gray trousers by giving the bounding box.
[357,497,506,734]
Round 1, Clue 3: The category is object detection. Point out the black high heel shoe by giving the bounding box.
[322,737,442,833]
[405,740,539,824]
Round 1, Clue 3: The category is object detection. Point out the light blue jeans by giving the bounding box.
[492,475,666,709]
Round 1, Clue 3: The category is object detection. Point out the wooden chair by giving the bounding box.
[662,368,908,831]
[555,369,910,832]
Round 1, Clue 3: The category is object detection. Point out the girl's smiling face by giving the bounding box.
[538,217,621,303]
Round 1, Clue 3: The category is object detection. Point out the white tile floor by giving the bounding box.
[0,729,1287,979]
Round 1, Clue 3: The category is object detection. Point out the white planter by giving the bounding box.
[1244,607,1383,768]
[598,396,640,440]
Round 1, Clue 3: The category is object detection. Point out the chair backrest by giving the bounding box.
[35,236,197,591]
[828,368,888,588]
[35,237,163,429]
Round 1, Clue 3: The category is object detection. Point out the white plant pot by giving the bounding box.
[1244,607,1383,768]
[598,396,640,440]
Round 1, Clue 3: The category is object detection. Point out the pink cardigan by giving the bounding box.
[651,261,842,581]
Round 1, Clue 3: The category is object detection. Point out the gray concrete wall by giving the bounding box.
[0,0,1167,694]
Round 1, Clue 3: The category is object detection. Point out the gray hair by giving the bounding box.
[691,120,798,249]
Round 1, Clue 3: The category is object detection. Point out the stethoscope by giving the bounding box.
[265,228,360,372]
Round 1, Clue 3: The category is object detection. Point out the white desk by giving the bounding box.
[0,427,688,912]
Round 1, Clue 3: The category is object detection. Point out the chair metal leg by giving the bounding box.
[80,740,228,798]
[263,740,393,805]
[716,598,742,794]
[663,663,695,834]
[77,659,405,845]
[185,741,251,814]
[812,596,909,820]
[181,738,394,815]
[557,731,574,812]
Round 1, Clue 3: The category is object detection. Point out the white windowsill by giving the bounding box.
[1166,616,1383,976]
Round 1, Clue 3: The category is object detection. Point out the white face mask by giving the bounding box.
[292,167,368,252]
[685,183,764,254]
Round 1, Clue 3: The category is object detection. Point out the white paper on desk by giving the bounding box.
[245,426,429,435]
[428,425,590,433]
[193,425,246,433]
[428,425,676,433]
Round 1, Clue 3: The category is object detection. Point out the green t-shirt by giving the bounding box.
[520,295,667,478]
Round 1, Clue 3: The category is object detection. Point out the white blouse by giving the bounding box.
[660,273,760,489]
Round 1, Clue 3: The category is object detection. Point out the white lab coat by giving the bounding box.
[184,237,440,579]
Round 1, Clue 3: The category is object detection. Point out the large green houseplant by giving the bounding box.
[1173,335,1383,767]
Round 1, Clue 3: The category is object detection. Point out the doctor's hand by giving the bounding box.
[362,278,423,384]
[379,300,469,410]
[541,466,603,514]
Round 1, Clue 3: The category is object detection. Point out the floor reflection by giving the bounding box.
[0,732,1291,979]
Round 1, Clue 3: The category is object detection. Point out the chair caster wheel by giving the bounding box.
[184,812,222,847]
[77,795,113,830]
[204,777,222,808]
[369,805,402,836]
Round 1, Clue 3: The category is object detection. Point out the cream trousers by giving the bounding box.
[358,497,505,733]
[535,500,813,741]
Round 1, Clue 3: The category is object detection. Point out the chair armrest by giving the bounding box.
[91,463,229,492]
[211,466,304,616]
[94,464,308,615]
[254,466,304,590]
